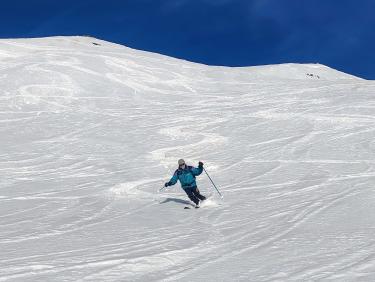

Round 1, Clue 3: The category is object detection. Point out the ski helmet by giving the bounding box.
[178,159,185,166]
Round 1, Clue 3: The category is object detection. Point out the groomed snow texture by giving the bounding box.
[1,36,375,281]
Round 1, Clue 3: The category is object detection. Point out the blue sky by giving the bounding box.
[1,0,374,79]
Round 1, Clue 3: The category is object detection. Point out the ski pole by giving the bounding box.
[203,167,223,198]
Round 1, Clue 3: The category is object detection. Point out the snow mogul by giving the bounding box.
[164,159,207,208]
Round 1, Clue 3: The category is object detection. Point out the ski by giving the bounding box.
[184,206,200,209]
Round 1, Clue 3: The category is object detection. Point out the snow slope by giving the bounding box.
[1,36,375,281]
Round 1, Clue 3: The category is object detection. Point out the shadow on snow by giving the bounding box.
[160,197,192,206]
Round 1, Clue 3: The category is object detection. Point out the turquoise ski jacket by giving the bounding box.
[168,165,203,189]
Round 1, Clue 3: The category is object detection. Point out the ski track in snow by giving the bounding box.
[1,36,375,281]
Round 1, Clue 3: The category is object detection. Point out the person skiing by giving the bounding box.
[164,159,207,208]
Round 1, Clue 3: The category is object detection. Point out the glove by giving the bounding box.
[164,182,170,187]
[198,161,204,168]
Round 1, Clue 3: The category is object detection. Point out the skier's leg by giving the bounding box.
[184,188,199,205]
[193,187,206,201]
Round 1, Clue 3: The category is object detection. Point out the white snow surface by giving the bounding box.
[1,36,375,281]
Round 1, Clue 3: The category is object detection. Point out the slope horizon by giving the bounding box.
[1,35,368,81]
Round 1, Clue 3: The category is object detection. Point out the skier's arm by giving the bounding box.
[191,162,203,176]
[165,171,178,187]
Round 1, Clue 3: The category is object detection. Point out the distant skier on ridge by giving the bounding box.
[164,159,206,208]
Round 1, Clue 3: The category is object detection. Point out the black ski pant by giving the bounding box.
[183,186,206,205]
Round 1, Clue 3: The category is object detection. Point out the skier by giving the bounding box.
[164,159,207,208]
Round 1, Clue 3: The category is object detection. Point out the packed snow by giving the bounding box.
[1,36,375,281]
